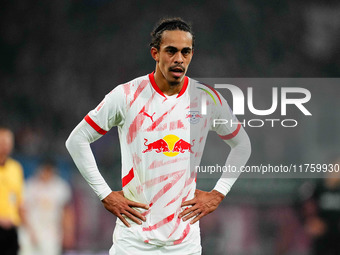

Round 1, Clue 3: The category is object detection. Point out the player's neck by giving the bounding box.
[153,69,184,96]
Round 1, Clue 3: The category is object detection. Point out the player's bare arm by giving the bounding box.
[102,191,149,228]
[179,189,224,224]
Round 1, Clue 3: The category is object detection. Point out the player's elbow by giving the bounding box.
[65,134,73,153]
[235,131,252,160]
[243,135,251,160]
[65,130,79,155]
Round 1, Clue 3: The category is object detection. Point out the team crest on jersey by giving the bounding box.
[186,111,202,124]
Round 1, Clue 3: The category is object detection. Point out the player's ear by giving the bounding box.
[150,47,159,62]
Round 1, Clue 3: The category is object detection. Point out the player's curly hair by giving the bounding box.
[150,17,195,50]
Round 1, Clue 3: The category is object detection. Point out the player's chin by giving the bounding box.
[170,73,185,83]
[169,77,183,86]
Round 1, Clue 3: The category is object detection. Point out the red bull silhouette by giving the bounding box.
[172,139,195,153]
[142,138,170,153]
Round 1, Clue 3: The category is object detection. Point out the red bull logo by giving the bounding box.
[142,138,170,153]
[142,135,195,157]
[172,139,195,153]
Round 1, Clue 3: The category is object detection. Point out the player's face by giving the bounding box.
[39,165,55,181]
[152,30,193,86]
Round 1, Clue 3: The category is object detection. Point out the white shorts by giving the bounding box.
[109,223,202,255]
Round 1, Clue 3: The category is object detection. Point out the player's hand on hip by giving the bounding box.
[179,189,224,224]
[101,191,149,227]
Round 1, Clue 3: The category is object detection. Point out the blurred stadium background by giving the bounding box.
[1,0,340,254]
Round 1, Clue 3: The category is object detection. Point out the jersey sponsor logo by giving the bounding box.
[142,138,170,153]
[172,139,195,153]
[186,111,202,124]
[143,135,195,157]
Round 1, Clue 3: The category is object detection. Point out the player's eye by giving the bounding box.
[167,48,177,55]
[181,49,191,56]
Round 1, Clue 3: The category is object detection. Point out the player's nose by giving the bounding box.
[174,52,184,64]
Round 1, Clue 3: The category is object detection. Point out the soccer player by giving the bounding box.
[21,159,75,255]
[66,17,251,255]
[0,127,25,255]
[298,159,340,255]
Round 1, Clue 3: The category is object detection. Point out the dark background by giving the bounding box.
[1,0,340,254]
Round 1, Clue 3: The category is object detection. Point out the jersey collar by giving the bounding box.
[148,72,189,98]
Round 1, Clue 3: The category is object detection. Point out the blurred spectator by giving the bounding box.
[20,159,75,255]
[0,126,26,255]
[298,158,340,255]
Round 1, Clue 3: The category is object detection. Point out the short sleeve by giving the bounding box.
[85,85,126,134]
[210,92,241,139]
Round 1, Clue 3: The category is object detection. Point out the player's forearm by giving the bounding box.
[66,120,112,200]
[214,128,251,196]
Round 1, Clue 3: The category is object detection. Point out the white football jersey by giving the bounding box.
[85,72,240,245]
[23,175,71,255]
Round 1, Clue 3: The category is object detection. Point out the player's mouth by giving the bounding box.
[169,66,185,78]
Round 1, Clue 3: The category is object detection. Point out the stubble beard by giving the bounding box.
[169,79,181,86]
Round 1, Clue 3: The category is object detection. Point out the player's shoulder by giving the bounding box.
[189,78,217,93]
[113,74,149,92]
[106,74,150,103]
[3,158,24,181]
[6,158,24,172]
[187,77,200,86]
[25,177,36,187]
[188,78,224,105]
[53,176,71,190]
[53,176,72,199]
